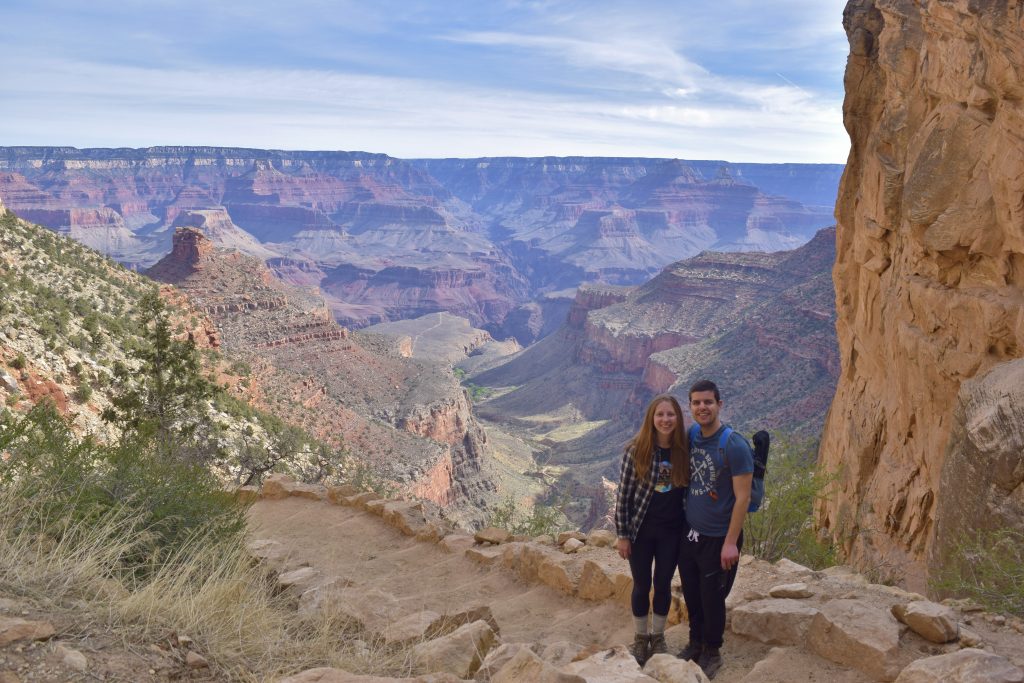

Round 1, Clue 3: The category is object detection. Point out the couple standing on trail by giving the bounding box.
[614,380,754,680]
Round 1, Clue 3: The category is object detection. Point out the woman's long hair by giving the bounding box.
[626,394,689,487]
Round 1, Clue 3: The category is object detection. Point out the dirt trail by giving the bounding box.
[248,498,877,682]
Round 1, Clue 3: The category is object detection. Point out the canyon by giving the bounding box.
[0,148,840,341]
[817,0,1024,588]
[146,227,496,518]
[465,228,838,528]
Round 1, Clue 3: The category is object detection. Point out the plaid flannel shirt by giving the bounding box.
[614,448,660,542]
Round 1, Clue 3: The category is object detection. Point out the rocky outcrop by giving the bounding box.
[816,0,1024,586]
[147,229,495,516]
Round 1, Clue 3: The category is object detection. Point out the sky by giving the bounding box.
[0,0,850,163]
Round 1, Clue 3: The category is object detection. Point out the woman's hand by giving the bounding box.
[616,537,631,559]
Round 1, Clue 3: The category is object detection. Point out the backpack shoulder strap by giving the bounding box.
[719,426,733,469]
[687,424,701,446]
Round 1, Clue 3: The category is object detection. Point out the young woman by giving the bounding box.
[614,394,690,665]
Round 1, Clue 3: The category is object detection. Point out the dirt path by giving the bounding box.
[248,498,880,682]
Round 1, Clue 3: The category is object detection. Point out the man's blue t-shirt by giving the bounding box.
[685,426,754,536]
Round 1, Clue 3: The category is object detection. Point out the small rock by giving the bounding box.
[990,615,1007,626]
[474,527,511,545]
[557,531,586,545]
[563,538,585,553]
[185,651,209,669]
[0,617,56,647]
[768,582,813,599]
[958,627,983,648]
[774,558,812,574]
[412,620,497,678]
[586,530,616,547]
[892,601,959,643]
[643,652,711,682]
[892,647,1024,682]
[492,647,585,683]
[278,566,319,588]
[177,634,194,648]
[439,534,477,554]
[54,645,87,671]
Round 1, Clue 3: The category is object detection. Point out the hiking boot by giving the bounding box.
[677,640,703,661]
[648,633,667,656]
[629,633,650,665]
[698,647,723,680]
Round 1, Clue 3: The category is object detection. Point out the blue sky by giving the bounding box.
[0,0,850,162]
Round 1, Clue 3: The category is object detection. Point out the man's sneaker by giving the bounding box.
[629,633,650,665]
[677,640,703,661]
[698,647,723,680]
[648,633,667,656]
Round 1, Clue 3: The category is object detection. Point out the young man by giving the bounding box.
[677,379,753,680]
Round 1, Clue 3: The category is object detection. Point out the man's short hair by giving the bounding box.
[688,379,721,402]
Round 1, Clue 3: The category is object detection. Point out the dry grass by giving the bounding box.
[0,487,419,681]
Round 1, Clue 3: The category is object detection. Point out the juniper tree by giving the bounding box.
[102,288,219,463]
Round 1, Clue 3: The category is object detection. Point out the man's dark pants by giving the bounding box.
[677,531,743,648]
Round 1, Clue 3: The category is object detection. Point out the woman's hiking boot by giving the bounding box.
[698,647,723,679]
[629,633,650,665]
[677,640,704,661]
[648,633,668,657]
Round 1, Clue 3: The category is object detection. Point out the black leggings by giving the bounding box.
[677,530,743,648]
[628,521,682,617]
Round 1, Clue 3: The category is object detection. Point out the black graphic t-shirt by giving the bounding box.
[642,447,686,531]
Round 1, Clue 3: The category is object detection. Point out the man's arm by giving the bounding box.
[721,472,752,570]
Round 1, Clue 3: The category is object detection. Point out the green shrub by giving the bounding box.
[742,436,837,569]
[10,353,26,370]
[487,494,567,537]
[0,402,246,577]
[932,528,1024,618]
[73,380,93,403]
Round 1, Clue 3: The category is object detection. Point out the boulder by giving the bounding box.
[540,641,585,666]
[54,644,87,671]
[440,534,477,554]
[557,531,586,545]
[326,484,360,504]
[365,498,388,516]
[586,530,616,547]
[475,527,511,545]
[430,605,500,638]
[536,553,583,596]
[893,648,1024,683]
[290,482,327,500]
[277,567,319,590]
[382,500,428,536]
[246,538,286,563]
[465,545,504,566]
[562,645,658,682]
[807,599,903,681]
[643,653,711,683]
[730,599,820,646]
[562,538,585,554]
[412,620,497,678]
[577,557,633,603]
[892,601,959,643]
[262,473,296,499]
[491,648,585,683]
[280,670,466,682]
[383,610,442,645]
[352,492,382,509]
[475,642,532,681]
[768,582,813,599]
[774,558,812,575]
[0,617,56,646]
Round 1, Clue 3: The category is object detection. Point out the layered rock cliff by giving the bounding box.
[816,0,1024,587]
[1,147,841,335]
[147,228,495,514]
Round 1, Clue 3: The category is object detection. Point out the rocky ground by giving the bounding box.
[3,477,1023,682]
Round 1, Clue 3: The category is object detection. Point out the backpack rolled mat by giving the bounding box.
[688,424,770,512]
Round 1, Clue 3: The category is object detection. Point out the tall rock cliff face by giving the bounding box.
[817,0,1024,587]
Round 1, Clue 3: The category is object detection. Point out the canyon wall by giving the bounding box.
[816,0,1024,587]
